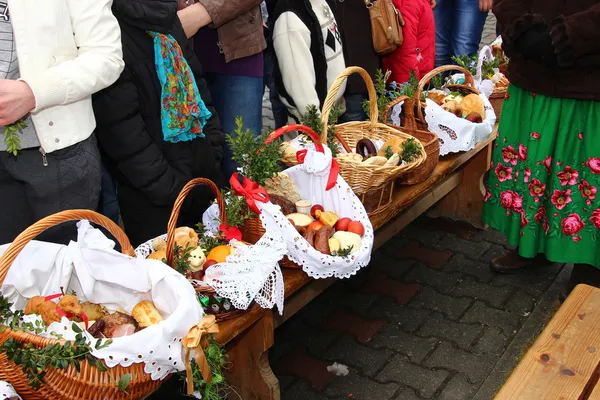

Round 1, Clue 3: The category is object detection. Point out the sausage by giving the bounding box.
[303,228,316,247]
[356,139,377,159]
[314,226,334,255]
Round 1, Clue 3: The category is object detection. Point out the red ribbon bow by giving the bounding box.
[295,150,339,191]
[229,173,270,215]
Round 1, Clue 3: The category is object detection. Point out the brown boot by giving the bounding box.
[491,249,547,274]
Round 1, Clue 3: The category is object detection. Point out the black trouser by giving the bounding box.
[0,136,101,245]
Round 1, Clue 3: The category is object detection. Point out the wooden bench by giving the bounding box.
[217,135,495,400]
[495,284,600,400]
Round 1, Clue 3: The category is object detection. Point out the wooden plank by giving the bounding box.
[216,305,265,346]
[428,141,493,228]
[588,374,600,400]
[495,285,600,400]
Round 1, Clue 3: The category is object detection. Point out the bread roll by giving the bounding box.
[174,227,199,249]
[427,91,447,105]
[377,136,403,157]
[442,100,463,117]
[132,300,163,328]
[460,94,485,118]
[147,249,166,261]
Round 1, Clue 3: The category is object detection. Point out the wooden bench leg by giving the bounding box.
[225,311,279,400]
[428,142,493,228]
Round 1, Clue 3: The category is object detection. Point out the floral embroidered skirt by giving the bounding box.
[482,84,600,268]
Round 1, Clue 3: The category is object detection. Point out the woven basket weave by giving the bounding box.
[320,67,427,198]
[0,210,163,400]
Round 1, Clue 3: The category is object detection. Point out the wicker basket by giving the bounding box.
[0,210,163,400]
[382,95,440,185]
[165,178,250,321]
[489,86,507,121]
[241,125,328,269]
[320,67,427,197]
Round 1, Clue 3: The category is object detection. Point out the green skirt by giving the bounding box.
[482,84,600,268]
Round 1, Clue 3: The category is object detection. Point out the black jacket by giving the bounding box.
[327,0,381,94]
[273,0,329,110]
[93,0,225,225]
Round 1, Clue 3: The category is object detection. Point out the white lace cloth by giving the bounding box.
[136,226,287,314]
[0,381,21,400]
[253,146,374,279]
[0,222,203,381]
[425,95,496,156]
[203,231,286,314]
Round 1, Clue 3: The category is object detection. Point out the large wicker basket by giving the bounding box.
[489,86,507,121]
[320,67,427,197]
[0,210,163,400]
[165,178,251,321]
[382,95,439,185]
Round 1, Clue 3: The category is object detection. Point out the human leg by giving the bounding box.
[205,73,264,180]
[452,0,488,57]
[98,163,120,224]
[433,0,454,67]
[339,93,368,123]
[0,155,34,244]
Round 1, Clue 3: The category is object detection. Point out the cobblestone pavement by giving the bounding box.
[271,216,566,400]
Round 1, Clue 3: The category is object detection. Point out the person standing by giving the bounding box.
[0,0,124,244]
[484,0,600,295]
[327,0,380,122]
[182,0,266,180]
[433,0,493,67]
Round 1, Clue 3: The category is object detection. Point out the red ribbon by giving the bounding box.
[55,308,88,330]
[295,150,339,191]
[229,173,270,215]
[44,293,63,301]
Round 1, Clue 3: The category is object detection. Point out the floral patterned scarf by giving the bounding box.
[148,32,212,143]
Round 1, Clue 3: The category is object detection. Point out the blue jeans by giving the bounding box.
[263,48,289,129]
[434,0,489,67]
[340,93,368,123]
[205,73,264,180]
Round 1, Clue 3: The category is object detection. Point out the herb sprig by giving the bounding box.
[400,138,422,164]
[301,104,341,158]
[3,119,28,156]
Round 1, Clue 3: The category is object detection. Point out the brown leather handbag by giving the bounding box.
[364,0,404,56]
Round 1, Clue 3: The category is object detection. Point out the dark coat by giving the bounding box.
[93,0,225,245]
[495,0,600,100]
[327,0,381,94]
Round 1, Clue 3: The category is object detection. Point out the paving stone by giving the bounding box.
[417,217,479,241]
[322,308,387,344]
[418,312,484,350]
[277,317,341,356]
[444,254,496,283]
[279,375,296,391]
[491,263,563,296]
[472,327,508,355]
[404,264,463,294]
[368,300,429,333]
[395,387,421,400]
[371,324,439,363]
[276,348,337,391]
[325,336,394,377]
[425,341,495,384]
[282,380,329,400]
[435,235,492,261]
[365,273,423,305]
[412,287,473,320]
[325,368,399,400]
[438,374,476,400]
[398,223,447,246]
[371,250,416,280]
[451,277,513,308]
[479,244,507,264]
[377,355,450,399]
[333,289,382,316]
[461,301,521,336]
[504,289,537,314]
[297,299,338,327]
[396,241,453,269]
[470,227,509,246]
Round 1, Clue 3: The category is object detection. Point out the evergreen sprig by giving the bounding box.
[221,190,254,229]
[227,117,283,186]
[3,119,28,156]
[362,69,402,122]
[401,138,422,164]
[300,104,341,157]
[195,223,227,254]
[452,54,500,80]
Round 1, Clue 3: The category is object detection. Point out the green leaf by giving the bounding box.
[118,373,132,392]
[71,322,82,333]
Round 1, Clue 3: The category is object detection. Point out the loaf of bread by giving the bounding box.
[132,300,163,328]
[174,227,199,249]
[460,94,485,118]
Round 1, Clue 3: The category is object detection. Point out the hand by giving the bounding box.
[516,24,557,64]
[431,0,437,8]
[479,0,493,12]
[177,2,212,39]
[0,80,35,125]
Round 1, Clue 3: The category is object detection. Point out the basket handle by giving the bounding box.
[0,210,134,285]
[320,67,376,152]
[380,95,418,133]
[265,124,324,153]
[416,65,477,122]
[165,178,224,266]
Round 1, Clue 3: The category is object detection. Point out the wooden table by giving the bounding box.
[495,284,600,400]
[217,135,495,400]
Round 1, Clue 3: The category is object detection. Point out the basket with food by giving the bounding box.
[419,65,496,156]
[136,178,286,320]
[0,210,205,399]
[221,124,375,280]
